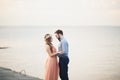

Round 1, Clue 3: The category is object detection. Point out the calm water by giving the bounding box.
[0,26,120,80]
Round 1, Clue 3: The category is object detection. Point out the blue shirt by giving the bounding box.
[58,36,69,57]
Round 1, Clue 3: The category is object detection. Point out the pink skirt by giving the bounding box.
[45,56,59,80]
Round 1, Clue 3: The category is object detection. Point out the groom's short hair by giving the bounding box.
[55,29,63,35]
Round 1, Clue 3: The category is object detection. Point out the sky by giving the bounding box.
[0,0,120,26]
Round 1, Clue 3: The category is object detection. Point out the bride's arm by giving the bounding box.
[46,45,57,57]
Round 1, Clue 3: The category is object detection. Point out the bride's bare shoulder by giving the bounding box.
[45,44,50,49]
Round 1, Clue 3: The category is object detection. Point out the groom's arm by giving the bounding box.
[55,53,60,56]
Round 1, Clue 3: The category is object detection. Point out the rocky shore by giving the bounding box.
[0,67,43,80]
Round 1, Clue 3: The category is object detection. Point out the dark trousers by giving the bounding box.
[59,56,69,80]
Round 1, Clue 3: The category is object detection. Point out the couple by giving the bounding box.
[44,29,69,80]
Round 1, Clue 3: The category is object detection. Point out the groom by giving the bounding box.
[55,29,69,80]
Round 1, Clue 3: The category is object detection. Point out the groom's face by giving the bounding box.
[55,33,61,41]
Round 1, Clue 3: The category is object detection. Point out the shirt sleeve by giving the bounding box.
[61,40,68,53]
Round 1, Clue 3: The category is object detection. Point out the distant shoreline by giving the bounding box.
[0,47,9,49]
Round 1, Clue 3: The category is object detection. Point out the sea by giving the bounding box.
[0,26,120,80]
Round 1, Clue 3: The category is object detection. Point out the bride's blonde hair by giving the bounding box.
[44,34,53,53]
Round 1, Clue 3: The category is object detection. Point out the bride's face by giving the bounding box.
[50,37,53,42]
